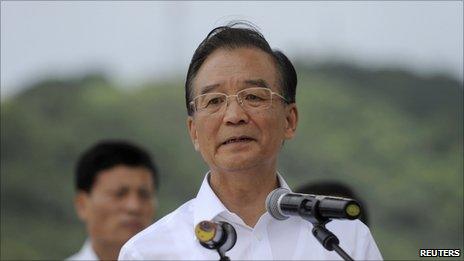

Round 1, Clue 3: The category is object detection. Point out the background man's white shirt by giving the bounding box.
[67,239,98,260]
[119,173,383,260]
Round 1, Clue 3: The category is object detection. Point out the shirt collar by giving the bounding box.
[72,239,99,260]
[193,170,291,229]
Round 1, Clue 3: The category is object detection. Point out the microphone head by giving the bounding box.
[195,220,237,252]
[195,221,218,244]
[266,188,290,220]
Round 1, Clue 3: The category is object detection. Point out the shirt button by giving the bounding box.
[255,233,262,241]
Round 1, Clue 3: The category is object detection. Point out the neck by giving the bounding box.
[92,239,121,261]
[209,164,280,228]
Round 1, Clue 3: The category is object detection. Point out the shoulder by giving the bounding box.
[66,252,94,261]
[66,252,82,261]
[327,220,383,260]
[327,219,371,239]
[119,199,196,260]
[66,240,98,260]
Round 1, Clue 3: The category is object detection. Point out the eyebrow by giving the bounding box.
[199,84,220,95]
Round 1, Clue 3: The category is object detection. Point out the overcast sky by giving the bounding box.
[1,1,463,98]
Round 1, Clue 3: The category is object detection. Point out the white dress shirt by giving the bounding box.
[67,239,99,260]
[119,173,383,260]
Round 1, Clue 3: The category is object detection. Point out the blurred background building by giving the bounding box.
[1,1,463,260]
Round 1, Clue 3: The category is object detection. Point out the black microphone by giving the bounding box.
[266,188,361,222]
[195,220,236,260]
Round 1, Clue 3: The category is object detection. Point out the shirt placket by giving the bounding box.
[250,216,273,260]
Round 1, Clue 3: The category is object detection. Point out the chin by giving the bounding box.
[216,156,261,172]
[102,235,130,247]
[113,227,143,242]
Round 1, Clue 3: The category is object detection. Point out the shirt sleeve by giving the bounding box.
[356,224,383,260]
[365,232,383,260]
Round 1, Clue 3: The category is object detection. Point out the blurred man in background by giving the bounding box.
[295,180,370,227]
[119,22,382,260]
[68,140,159,260]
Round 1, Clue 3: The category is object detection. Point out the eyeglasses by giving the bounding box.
[190,87,289,114]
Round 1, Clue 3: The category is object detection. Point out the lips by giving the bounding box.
[221,135,256,146]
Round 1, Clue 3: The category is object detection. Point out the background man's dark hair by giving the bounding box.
[185,21,297,116]
[75,140,159,193]
[295,181,370,227]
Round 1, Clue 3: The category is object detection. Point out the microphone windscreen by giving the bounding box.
[265,188,290,220]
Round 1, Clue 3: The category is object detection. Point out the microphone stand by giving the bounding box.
[199,241,231,261]
[200,240,232,261]
[311,221,353,261]
[216,249,230,261]
[302,198,355,261]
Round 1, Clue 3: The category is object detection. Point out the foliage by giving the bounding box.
[1,64,462,260]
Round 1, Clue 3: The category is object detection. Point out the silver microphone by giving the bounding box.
[266,188,361,221]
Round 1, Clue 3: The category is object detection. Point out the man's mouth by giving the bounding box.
[221,136,256,146]
[121,220,144,230]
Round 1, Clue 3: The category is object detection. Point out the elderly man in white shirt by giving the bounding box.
[119,21,383,260]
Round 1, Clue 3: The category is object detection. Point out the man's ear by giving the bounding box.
[74,191,90,222]
[187,116,200,151]
[284,104,298,140]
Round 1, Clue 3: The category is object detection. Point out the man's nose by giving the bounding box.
[222,95,249,125]
[124,194,144,214]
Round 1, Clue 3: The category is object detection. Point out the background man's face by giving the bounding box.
[75,165,156,247]
[188,47,297,173]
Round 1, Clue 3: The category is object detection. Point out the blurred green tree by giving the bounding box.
[1,64,462,260]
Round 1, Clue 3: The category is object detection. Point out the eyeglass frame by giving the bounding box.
[189,87,290,114]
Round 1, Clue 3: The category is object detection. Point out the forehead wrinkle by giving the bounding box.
[244,79,270,89]
[193,48,278,96]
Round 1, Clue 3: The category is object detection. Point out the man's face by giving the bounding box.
[187,47,298,172]
[75,165,156,247]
